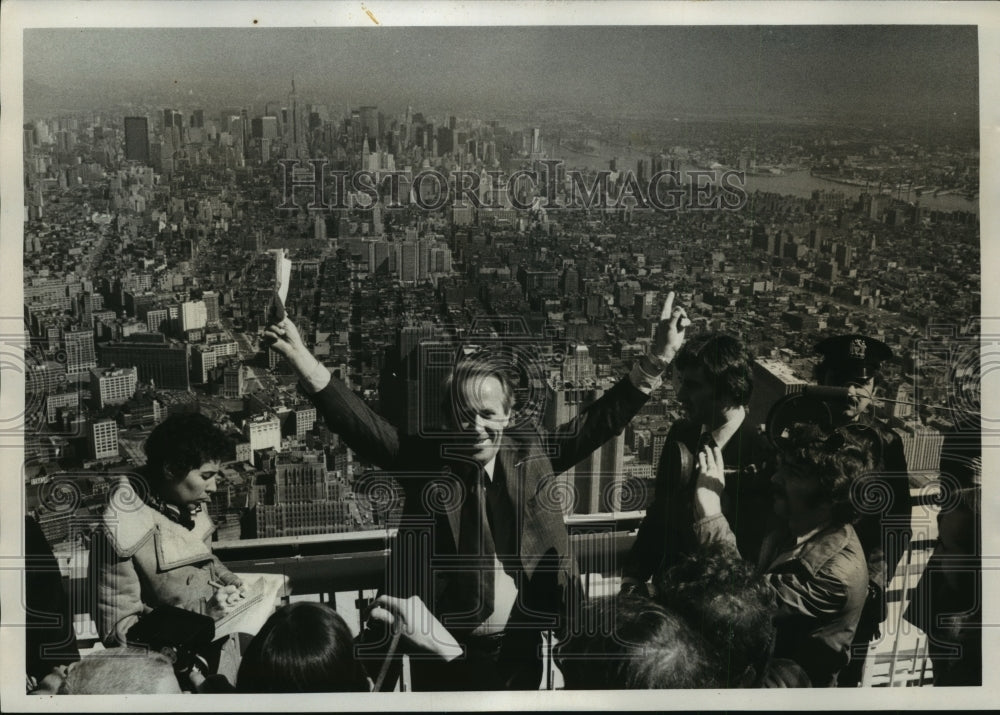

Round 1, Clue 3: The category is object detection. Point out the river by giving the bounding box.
[549,141,979,215]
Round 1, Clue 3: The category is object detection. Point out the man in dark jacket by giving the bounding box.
[621,333,775,595]
[265,293,688,690]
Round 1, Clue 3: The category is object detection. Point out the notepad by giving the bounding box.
[212,573,287,639]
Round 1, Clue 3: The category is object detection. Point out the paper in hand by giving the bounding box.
[267,249,292,325]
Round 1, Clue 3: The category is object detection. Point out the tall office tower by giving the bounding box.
[359,105,379,141]
[192,109,204,128]
[747,358,808,429]
[64,329,98,376]
[223,363,245,398]
[123,117,150,164]
[294,405,317,436]
[202,291,220,327]
[146,307,169,334]
[386,325,443,436]
[191,345,218,384]
[289,78,299,145]
[89,418,119,461]
[163,108,174,129]
[898,422,945,473]
[562,345,595,385]
[89,366,138,408]
[544,383,594,510]
[252,116,279,140]
[98,336,191,390]
[180,300,207,332]
[595,432,626,513]
[244,413,282,465]
[834,243,854,269]
[240,108,250,154]
[24,125,36,157]
[532,127,541,155]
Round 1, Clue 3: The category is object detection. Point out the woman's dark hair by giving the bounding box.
[655,541,777,687]
[143,412,231,482]
[236,602,369,693]
[556,595,717,689]
[778,423,873,524]
[674,333,754,407]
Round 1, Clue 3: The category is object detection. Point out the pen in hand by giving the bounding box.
[209,580,247,608]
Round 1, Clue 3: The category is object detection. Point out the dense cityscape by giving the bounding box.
[21,90,980,561]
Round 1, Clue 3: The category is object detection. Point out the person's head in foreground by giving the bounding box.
[771,424,872,536]
[237,602,369,693]
[556,595,717,689]
[655,541,777,687]
[143,412,231,510]
[35,647,181,694]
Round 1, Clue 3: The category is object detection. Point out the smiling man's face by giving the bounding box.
[451,374,512,465]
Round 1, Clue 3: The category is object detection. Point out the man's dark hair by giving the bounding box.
[655,541,777,687]
[674,333,753,407]
[778,423,873,524]
[557,595,717,689]
[237,602,369,693]
[143,412,231,482]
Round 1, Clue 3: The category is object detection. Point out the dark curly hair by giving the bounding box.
[674,333,754,407]
[556,595,717,689]
[143,412,231,482]
[236,602,369,693]
[777,423,874,525]
[654,541,777,687]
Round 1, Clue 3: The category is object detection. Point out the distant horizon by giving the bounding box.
[23,25,978,133]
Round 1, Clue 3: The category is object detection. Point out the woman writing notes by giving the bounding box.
[90,414,249,679]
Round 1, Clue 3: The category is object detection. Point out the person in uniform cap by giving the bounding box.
[813,334,911,687]
[814,335,895,422]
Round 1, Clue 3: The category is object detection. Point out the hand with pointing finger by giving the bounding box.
[650,290,691,366]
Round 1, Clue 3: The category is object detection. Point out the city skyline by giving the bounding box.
[24,25,978,131]
[6,2,997,706]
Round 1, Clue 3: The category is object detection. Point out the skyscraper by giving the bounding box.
[89,418,119,461]
[89,366,138,408]
[64,329,97,376]
[123,117,149,164]
[202,291,220,327]
[180,300,207,332]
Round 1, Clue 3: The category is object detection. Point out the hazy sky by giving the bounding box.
[24,26,978,120]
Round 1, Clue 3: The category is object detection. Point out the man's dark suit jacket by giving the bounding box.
[622,417,776,585]
[308,372,649,688]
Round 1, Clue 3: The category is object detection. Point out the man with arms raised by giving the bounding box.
[265,292,687,691]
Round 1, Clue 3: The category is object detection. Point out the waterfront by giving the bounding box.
[552,141,979,214]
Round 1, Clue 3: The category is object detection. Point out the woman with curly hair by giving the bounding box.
[692,424,871,687]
